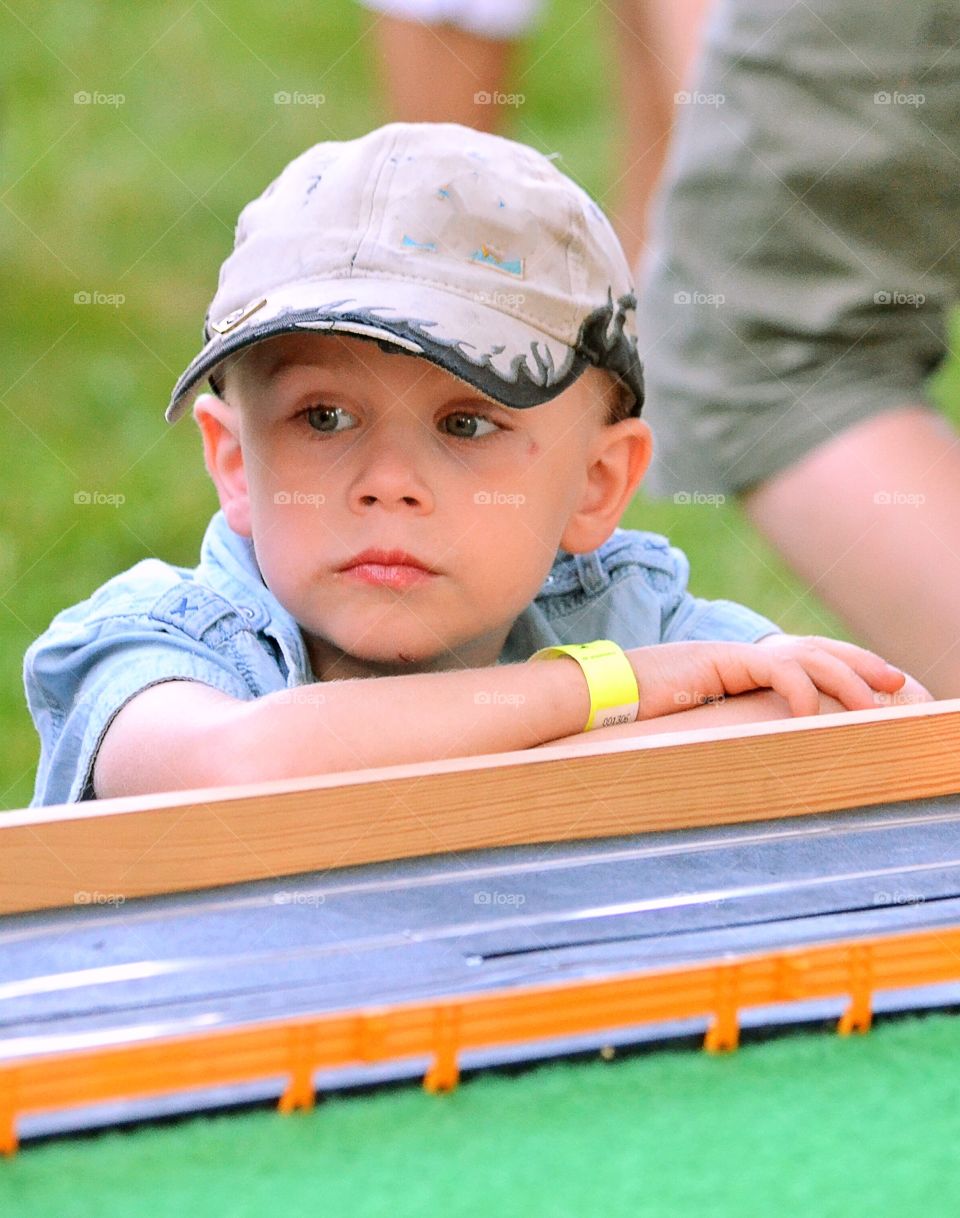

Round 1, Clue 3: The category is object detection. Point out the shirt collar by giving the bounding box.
[197,510,315,684]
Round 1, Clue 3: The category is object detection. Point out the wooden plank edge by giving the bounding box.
[2,698,960,915]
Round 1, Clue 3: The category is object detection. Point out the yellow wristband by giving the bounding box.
[530,640,640,732]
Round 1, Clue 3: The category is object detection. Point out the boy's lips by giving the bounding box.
[337,548,439,591]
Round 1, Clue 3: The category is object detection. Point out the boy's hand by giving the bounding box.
[627,634,932,722]
[753,632,933,708]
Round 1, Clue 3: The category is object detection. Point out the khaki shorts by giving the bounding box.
[639,0,960,497]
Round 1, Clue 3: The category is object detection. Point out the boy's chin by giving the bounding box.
[302,604,510,676]
[346,640,460,671]
[308,627,463,676]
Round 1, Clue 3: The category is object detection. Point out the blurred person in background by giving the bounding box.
[356,0,712,267]
[639,0,960,698]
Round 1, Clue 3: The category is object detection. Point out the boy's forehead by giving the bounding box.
[224,331,613,416]
[233,333,372,382]
[224,332,492,403]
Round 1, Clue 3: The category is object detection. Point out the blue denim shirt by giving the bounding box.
[23,510,780,806]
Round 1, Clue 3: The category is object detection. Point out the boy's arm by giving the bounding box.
[542,684,931,749]
[541,634,932,748]
[93,635,925,799]
[92,661,593,798]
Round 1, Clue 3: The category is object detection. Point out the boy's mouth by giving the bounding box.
[337,548,438,591]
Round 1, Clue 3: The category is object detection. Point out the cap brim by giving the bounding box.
[166,278,594,422]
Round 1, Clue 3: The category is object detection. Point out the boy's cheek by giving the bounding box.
[249,510,319,586]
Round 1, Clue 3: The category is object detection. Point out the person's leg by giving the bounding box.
[742,405,960,698]
[369,13,515,132]
[361,0,710,265]
[610,0,712,269]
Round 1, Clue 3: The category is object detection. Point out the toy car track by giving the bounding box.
[5,791,960,1144]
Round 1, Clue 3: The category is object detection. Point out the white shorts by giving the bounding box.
[357,0,545,40]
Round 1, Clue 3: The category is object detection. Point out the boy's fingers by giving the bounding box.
[791,636,906,691]
[752,658,822,718]
[750,651,879,715]
[806,654,887,711]
[639,640,921,721]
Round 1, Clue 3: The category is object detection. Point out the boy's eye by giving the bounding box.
[441,412,499,439]
[305,405,358,433]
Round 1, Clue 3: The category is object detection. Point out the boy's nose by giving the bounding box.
[347,427,435,514]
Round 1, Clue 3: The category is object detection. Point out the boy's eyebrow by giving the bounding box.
[257,345,395,382]
[260,356,336,382]
[263,360,323,382]
[254,352,513,411]
[240,358,350,397]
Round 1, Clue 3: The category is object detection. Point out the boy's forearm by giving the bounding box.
[213,640,922,783]
[223,661,592,781]
[541,688,847,748]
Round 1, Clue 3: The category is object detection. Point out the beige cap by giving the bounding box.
[167,121,644,422]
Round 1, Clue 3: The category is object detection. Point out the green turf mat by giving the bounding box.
[3,1012,960,1217]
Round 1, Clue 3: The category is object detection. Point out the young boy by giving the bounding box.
[24,122,926,807]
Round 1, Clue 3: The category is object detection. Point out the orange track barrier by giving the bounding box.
[3,921,960,1155]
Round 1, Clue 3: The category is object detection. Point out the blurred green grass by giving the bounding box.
[3,0,959,810]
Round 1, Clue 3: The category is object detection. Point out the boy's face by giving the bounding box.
[195,332,651,681]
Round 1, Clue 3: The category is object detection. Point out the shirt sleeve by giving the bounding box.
[24,598,258,807]
[534,529,785,649]
[657,543,782,644]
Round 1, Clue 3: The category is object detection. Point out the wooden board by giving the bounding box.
[3,698,960,915]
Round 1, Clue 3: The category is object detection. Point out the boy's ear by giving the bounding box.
[559,418,654,554]
[192,393,252,537]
